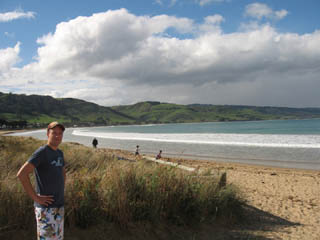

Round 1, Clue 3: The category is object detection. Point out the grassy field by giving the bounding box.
[0,135,245,239]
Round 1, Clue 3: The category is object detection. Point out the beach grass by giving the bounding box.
[0,135,245,238]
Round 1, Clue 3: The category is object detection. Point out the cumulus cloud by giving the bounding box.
[245,3,288,20]
[0,10,36,22]
[33,10,320,87]
[0,42,21,74]
[35,9,194,77]
[199,15,224,33]
[1,8,320,107]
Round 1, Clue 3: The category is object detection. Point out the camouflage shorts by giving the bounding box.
[35,207,64,240]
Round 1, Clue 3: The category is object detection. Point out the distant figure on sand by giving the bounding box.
[92,138,98,148]
[135,145,140,156]
[156,150,162,159]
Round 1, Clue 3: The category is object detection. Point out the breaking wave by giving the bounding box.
[72,130,320,149]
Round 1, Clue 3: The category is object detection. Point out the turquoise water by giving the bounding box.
[11,119,320,170]
[86,119,320,135]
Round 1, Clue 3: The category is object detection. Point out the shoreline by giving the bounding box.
[3,129,319,173]
[2,128,320,171]
[0,129,39,136]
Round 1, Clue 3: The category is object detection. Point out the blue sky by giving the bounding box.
[1,0,320,107]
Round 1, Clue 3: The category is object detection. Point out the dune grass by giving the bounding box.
[0,135,244,237]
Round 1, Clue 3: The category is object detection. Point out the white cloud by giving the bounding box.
[245,3,272,20]
[199,15,224,33]
[196,0,226,6]
[1,9,320,107]
[155,0,226,7]
[274,9,289,20]
[153,0,178,7]
[0,10,36,22]
[0,42,21,74]
[35,9,194,76]
[239,20,262,32]
[245,3,288,20]
[204,15,224,25]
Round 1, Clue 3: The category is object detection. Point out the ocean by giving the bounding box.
[10,119,320,170]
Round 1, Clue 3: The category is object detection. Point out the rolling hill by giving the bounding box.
[0,92,134,127]
[1,92,320,128]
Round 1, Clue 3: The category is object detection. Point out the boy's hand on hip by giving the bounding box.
[35,195,54,206]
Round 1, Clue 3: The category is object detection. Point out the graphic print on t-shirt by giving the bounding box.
[51,157,63,167]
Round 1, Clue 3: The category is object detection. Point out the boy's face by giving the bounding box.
[47,127,64,148]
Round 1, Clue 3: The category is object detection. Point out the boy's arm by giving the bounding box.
[17,162,54,206]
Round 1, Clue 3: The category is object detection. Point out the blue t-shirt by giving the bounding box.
[28,145,65,208]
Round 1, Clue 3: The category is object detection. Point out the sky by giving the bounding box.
[1,0,320,108]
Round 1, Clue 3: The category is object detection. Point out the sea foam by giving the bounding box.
[72,130,320,149]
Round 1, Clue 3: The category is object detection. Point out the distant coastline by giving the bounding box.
[2,91,320,130]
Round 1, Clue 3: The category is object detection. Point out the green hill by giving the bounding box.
[0,92,135,127]
[1,91,320,128]
[112,101,320,123]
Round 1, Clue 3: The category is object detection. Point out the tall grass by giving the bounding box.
[0,136,244,235]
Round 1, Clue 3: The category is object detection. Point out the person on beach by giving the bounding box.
[156,150,162,159]
[135,145,140,156]
[17,121,66,239]
[92,138,98,148]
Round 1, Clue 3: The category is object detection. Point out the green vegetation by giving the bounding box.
[2,91,320,128]
[0,136,244,239]
[113,101,320,123]
[0,92,135,127]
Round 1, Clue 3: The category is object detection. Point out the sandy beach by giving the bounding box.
[147,156,320,239]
